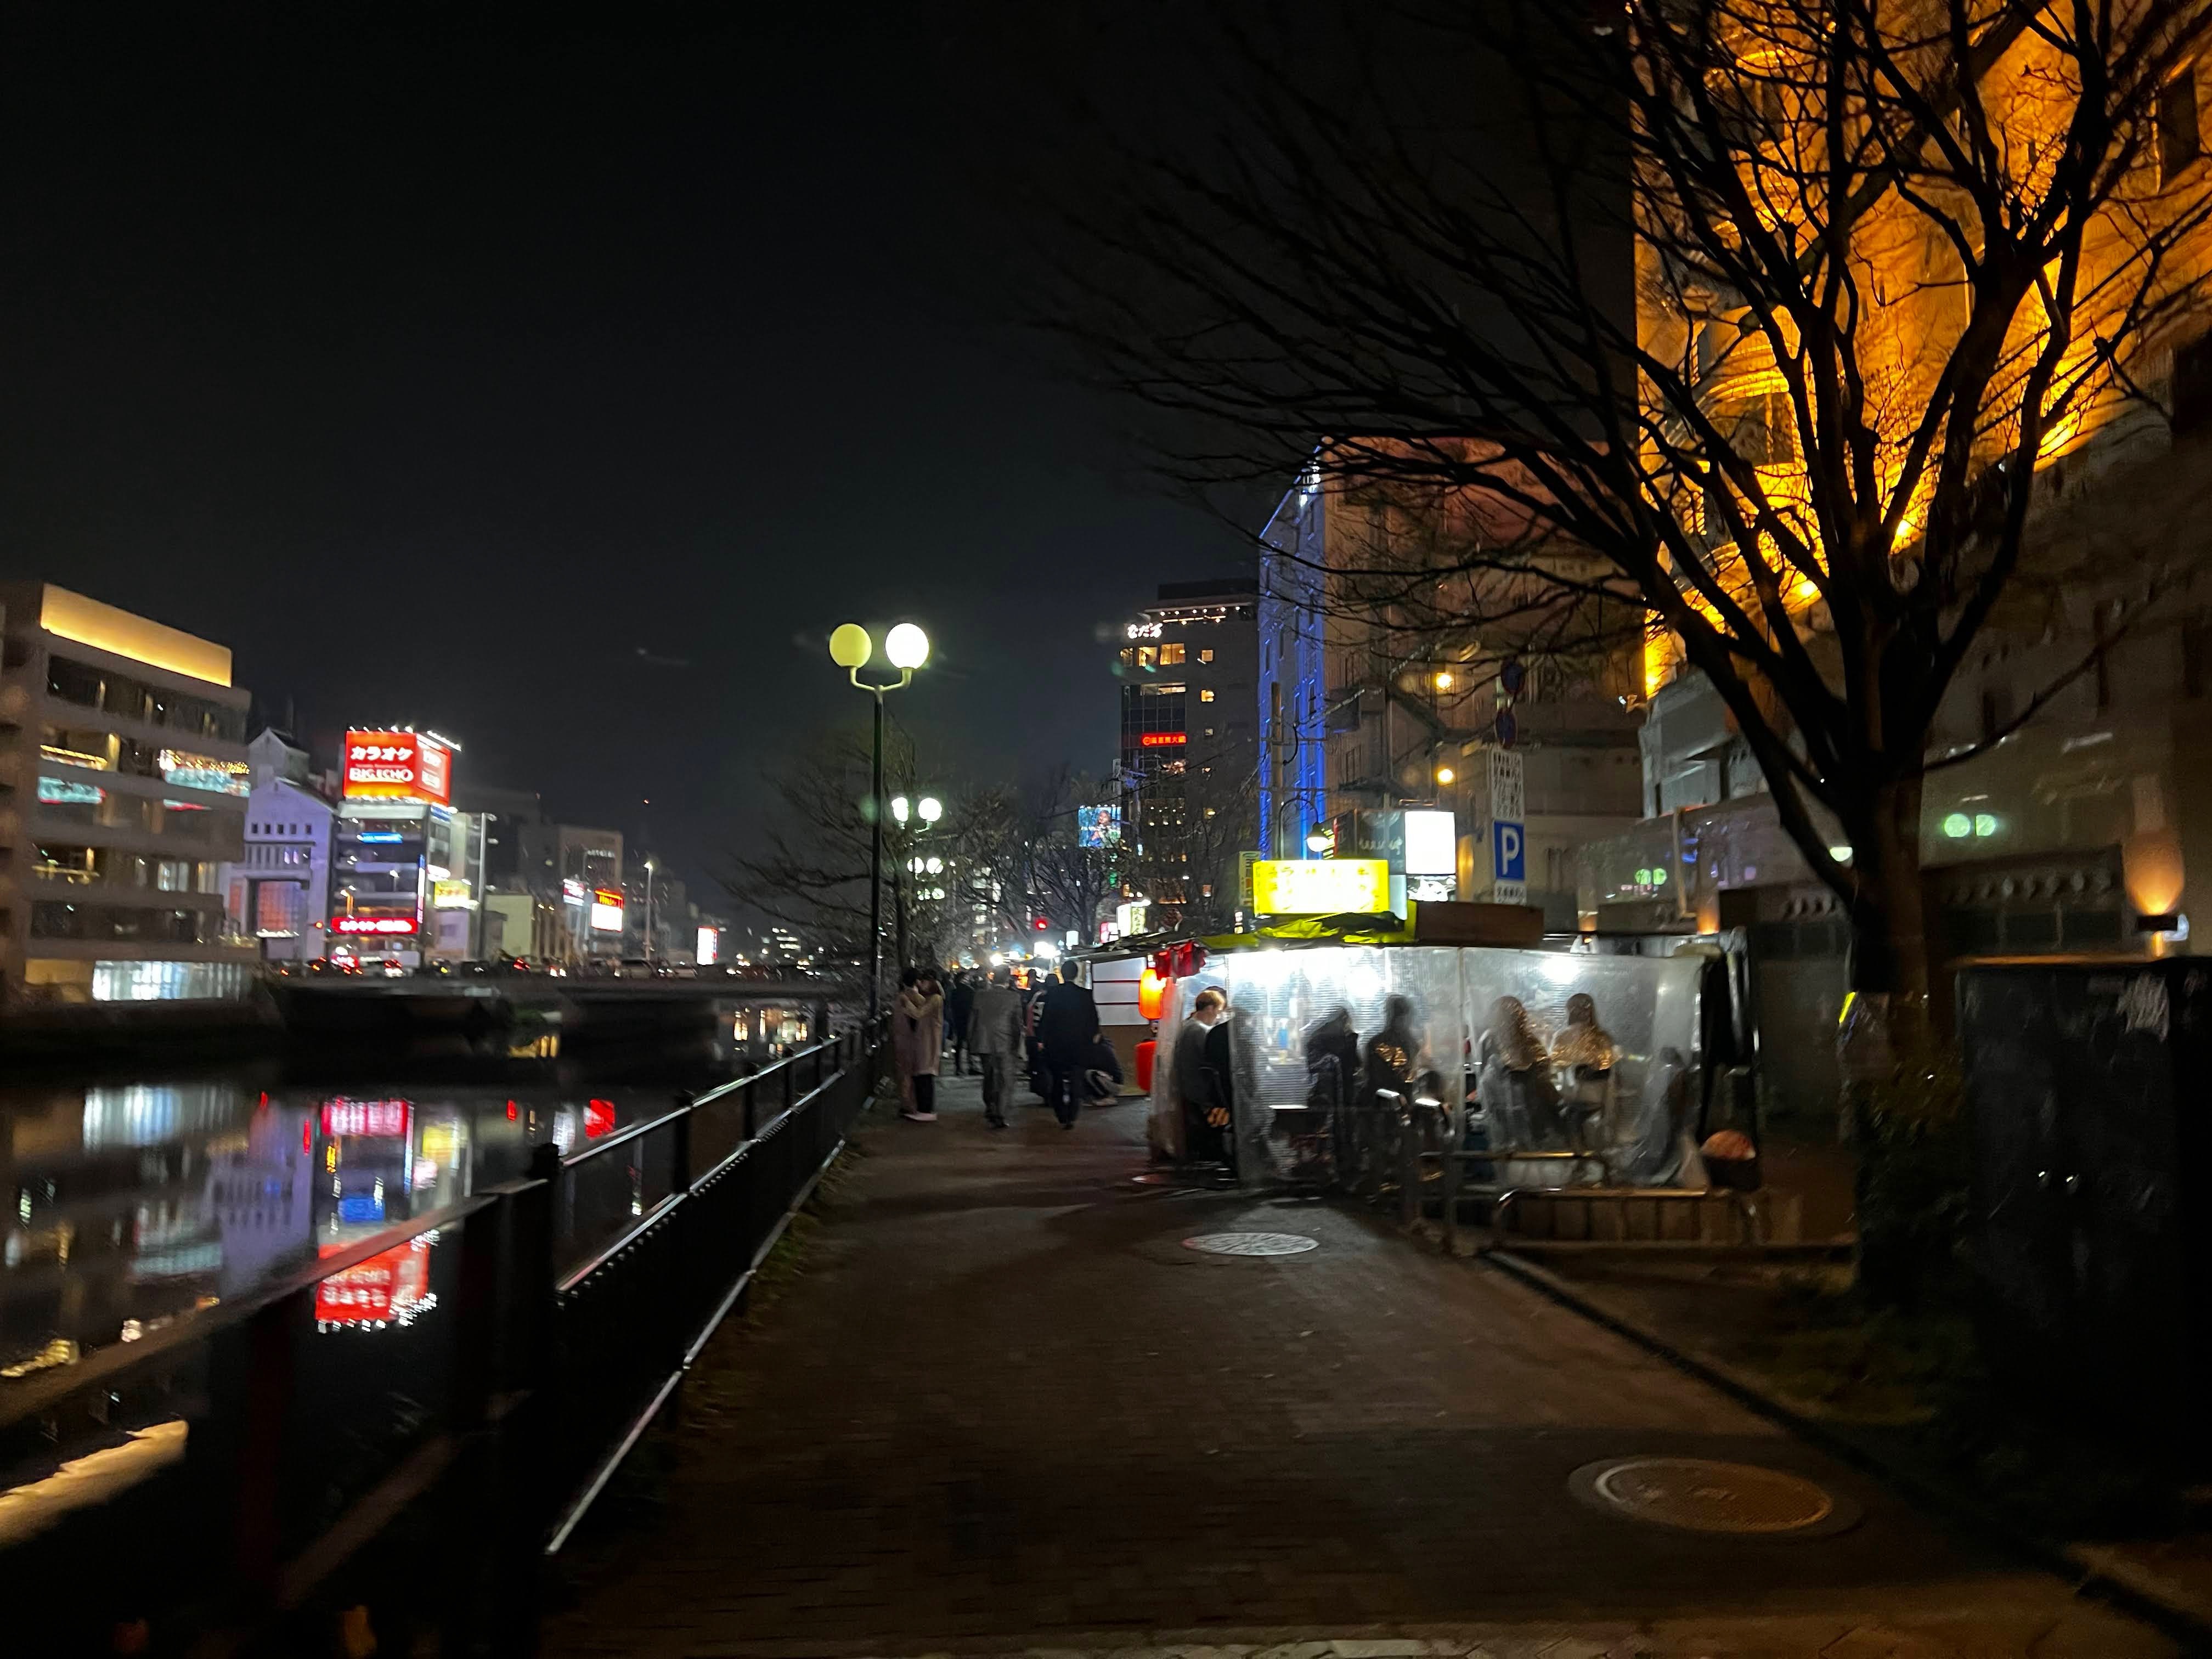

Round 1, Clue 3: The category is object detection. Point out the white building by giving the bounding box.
[221,730,336,963]
[0,582,256,1003]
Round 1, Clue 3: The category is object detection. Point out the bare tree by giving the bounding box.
[719,725,958,988]
[1048,0,2212,1039]
[941,767,1124,950]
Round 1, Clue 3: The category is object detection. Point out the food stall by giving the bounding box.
[1141,873,1713,1197]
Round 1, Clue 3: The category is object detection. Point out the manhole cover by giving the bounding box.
[1181,1232,1319,1256]
[1567,1458,1859,1537]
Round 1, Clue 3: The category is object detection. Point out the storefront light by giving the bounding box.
[1942,812,1973,839]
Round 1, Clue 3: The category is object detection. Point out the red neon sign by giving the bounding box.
[322,1099,411,1138]
[342,730,453,806]
[583,1099,618,1139]
[331,914,419,935]
[1138,731,1187,747]
[315,1237,432,1328]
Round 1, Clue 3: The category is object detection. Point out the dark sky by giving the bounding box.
[0,7,1252,897]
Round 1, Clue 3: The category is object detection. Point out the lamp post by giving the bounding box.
[644,857,656,963]
[888,793,942,974]
[830,622,930,1019]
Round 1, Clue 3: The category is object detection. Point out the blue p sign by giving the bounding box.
[1493,820,1526,883]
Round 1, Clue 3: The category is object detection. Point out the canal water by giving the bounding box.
[0,1039,766,1387]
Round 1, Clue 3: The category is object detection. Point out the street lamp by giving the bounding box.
[890,792,946,975]
[830,620,930,1018]
[644,857,656,963]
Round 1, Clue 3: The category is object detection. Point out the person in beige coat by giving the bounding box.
[895,969,945,1122]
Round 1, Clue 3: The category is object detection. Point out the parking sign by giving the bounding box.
[1493,820,1526,883]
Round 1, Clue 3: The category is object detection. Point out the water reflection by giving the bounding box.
[1,1070,704,1379]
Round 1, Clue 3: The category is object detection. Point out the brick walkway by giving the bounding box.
[543,1077,2172,1658]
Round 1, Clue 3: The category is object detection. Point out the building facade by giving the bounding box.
[1593,27,2212,1125]
[222,729,336,963]
[1255,476,1645,926]
[1,583,256,1003]
[328,727,468,969]
[515,821,624,961]
[1115,578,1260,932]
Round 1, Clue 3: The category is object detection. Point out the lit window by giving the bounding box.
[1159,643,1186,665]
[1200,688,1216,702]
[2163,64,2202,183]
[1199,648,1215,663]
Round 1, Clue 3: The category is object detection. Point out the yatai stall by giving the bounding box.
[1143,862,1714,1195]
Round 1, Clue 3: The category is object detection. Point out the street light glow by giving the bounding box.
[891,795,910,823]
[884,622,930,670]
[828,623,873,669]
[1435,765,1455,785]
[918,795,943,823]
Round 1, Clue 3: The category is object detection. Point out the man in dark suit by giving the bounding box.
[1035,961,1100,1129]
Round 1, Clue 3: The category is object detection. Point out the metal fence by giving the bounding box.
[0,1021,883,1656]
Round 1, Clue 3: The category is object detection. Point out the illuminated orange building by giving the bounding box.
[1611,7,2212,1120]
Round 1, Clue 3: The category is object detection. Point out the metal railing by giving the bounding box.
[0,1019,883,1655]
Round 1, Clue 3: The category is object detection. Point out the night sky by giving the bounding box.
[0,7,1252,895]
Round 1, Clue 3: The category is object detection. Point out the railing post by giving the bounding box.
[210,1295,300,1609]
[670,1094,695,1197]
[742,1073,758,1141]
[470,1148,563,1657]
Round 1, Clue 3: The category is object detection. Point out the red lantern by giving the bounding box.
[1135,1039,1158,1093]
[1137,966,1167,1020]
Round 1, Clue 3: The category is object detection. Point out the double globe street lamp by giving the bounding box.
[830,620,930,1018]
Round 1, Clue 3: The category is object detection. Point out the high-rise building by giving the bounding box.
[0,582,256,1002]
[1114,578,1260,932]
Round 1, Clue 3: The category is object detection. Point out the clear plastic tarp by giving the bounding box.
[1148,943,1706,1192]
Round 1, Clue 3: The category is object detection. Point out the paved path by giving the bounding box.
[544,1077,2172,1658]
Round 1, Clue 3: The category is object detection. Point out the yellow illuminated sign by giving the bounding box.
[1250,858,1391,915]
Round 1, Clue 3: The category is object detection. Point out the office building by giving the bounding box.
[1114,578,1260,932]
[1,582,256,1002]
[516,821,622,960]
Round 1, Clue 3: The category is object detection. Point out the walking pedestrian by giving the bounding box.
[946,969,977,1075]
[1022,967,1051,1099]
[1036,961,1099,1129]
[968,966,1023,1128]
[896,969,944,1122]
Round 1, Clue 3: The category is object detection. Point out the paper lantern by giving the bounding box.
[1137,966,1167,1020]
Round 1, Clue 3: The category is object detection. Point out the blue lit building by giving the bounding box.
[1256,480,1328,859]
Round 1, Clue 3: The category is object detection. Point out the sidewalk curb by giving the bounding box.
[1483,1246,2212,1654]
